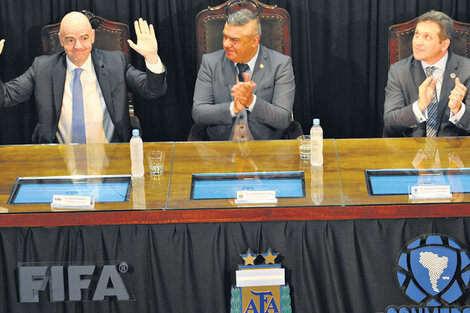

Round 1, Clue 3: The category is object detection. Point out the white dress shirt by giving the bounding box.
[57,54,164,144]
[412,52,465,125]
[230,46,260,117]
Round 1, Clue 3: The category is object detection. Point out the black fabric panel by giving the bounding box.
[2,1,470,143]
[0,218,469,312]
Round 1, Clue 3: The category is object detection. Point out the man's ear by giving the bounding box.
[441,38,450,52]
[252,35,260,47]
[58,33,64,47]
[90,29,95,45]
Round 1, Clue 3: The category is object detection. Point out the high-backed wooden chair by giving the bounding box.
[196,0,291,68]
[40,10,141,133]
[189,0,302,140]
[388,17,470,67]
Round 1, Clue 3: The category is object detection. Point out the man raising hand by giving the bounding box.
[0,12,166,144]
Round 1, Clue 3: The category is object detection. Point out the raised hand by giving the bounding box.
[127,18,159,64]
[448,77,467,114]
[418,75,438,112]
[0,39,5,55]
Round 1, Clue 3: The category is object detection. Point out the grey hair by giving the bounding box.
[418,10,454,42]
[226,9,262,36]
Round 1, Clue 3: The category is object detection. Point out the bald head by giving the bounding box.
[59,12,92,34]
[58,11,95,66]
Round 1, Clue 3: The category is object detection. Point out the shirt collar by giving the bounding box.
[235,45,260,73]
[66,53,93,73]
[421,52,448,73]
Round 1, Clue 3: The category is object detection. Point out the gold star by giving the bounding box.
[262,248,278,264]
[259,64,264,69]
[241,249,257,266]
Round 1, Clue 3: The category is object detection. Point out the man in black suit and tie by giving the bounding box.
[0,11,166,143]
[384,10,470,137]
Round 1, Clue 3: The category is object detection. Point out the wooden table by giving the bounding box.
[1,138,470,313]
[0,137,469,227]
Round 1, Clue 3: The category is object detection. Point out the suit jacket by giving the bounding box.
[192,45,295,140]
[0,49,167,143]
[383,52,470,137]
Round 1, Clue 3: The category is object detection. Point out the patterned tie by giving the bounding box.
[72,68,86,143]
[236,63,249,82]
[425,66,438,137]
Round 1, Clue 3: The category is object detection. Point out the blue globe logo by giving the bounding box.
[396,234,470,306]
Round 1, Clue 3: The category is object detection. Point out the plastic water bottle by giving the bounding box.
[130,129,144,178]
[310,118,323,166]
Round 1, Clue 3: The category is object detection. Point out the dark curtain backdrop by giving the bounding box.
[1,218,470,312]
[1,0,470,144]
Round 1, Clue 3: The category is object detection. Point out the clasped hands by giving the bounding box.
[127,18,159,65]
[231,72,256,114]
[418,75,467,115]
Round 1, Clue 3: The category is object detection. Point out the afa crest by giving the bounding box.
[230,249,292,313]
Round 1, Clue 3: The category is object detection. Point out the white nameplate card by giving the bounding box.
[51,195,95,210]
[235,190,277,205]
[409,185,452,200]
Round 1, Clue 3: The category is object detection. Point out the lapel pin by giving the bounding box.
[259,64,264,69]
[450,73,456,79]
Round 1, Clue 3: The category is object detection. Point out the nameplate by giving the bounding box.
[51,195,95,210]
[235,190,277,205]
[409,185,452,200]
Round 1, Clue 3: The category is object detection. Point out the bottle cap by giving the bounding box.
[132,129,140,136]
[313,118,320,125]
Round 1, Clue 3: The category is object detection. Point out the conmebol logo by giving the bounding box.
[385,234,470,313]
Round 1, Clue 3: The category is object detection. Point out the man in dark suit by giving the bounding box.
[384,10,470,137]
[0,11,166,143]
[192,9,295,141]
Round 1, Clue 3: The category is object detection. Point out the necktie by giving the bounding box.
[231,63,254,141]
[236,63,249,82]
[425,66,438,137]
[72,68,86,143]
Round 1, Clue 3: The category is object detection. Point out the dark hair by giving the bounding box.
[226,9,262,36]
[418,10,454,42]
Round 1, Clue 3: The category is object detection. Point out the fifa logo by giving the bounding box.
[18,262,133,303]
[385,234,470,312]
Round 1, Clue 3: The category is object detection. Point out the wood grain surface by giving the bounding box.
[0,138,468,227]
